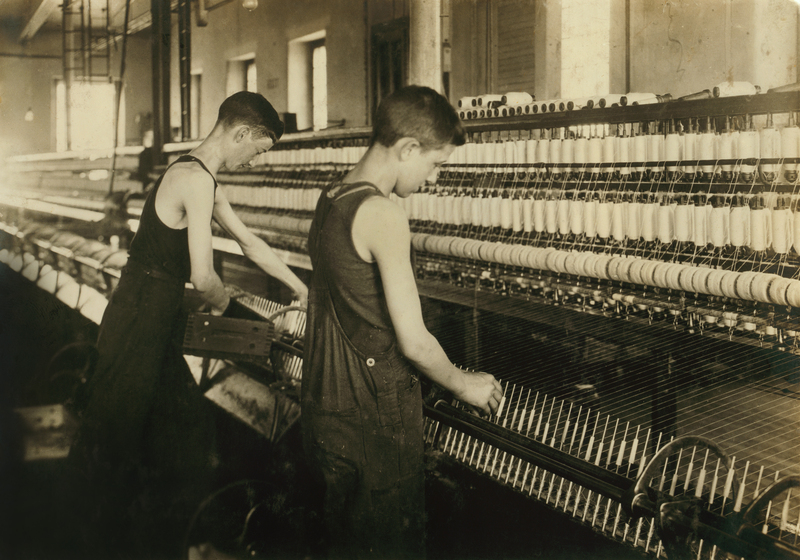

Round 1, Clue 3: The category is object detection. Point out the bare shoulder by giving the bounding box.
[161,162,215,195]
[352,195,410,261]
[356,195,409,234]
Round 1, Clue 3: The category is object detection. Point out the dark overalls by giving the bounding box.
[69,155,217,559]
[302,182,426,559]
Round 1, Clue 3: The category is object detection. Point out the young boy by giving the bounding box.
[302,85,502,559]
[70,91,308,558]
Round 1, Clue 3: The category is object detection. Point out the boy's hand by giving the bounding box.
[453,369,503,416]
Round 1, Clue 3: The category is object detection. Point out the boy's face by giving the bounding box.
[396,143,454,198]
[227,127,274,170]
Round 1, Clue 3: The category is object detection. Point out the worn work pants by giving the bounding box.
[69,260,216,559]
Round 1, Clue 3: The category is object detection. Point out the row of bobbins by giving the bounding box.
[222,183,323,213]
[411,234,800,308]
[255,144,369,166]
[446,114,799,183]
[456,92,672,120]
[392,190,800,255]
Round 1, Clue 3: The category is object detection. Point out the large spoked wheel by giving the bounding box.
[183,479,316,560]
[631,436,736,560]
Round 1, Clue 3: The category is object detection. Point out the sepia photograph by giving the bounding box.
[0,0,798,558]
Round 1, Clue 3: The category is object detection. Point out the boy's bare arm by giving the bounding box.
[212,188,308,305]
[356,197,502,414]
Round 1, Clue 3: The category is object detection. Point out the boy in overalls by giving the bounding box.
[303,85,502,559]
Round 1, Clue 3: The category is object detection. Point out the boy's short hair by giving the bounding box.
[217,91,285,143]
[371,85,466,150]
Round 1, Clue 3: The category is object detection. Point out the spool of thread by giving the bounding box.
[693,200,709,246]
[536,136,550,169]
[611,201,627,241]
[476,142,490,164]
[545,198,558,234]
[570,199,584,235]
[665,131,682,173]
[623,92,659,104]
[759,122,781,181]
[781,121,799,181]
[523,197,534,232]
[500,196,513,230]
[561,134,574,177]
[729,204,750,247]
[772,205,793,254]
[674,202,693,242]
[461,195,472,226]
[494,142,506,165]
[683,129,697,175]
[602,135,617,174]
[549,138,562,176]
[618,134,631,176]
[471,193,482,227]
[710,205,728,248]
[477,94,504,106]
[480,195,492,228]
[526,138,538,165]
[640,201,658,242]
[490,193,502,227]
[465,142,478,164]
[556,198,570,235]
[657,203,674,244]
[698,132,716,175]
[718,131,736,174]
[633,133,647,173]
[647,132,664,173]
[533,198,546,232]
[768,275,791,307]
[504,141,516,165]
[627,199,642,240]
[574,135,588,175]
[749,206,772,252]
[793,201,800,254]
[502,92,534,106]
[459,96,478,108]
[515,139,526,165]
[505,196,518,232]
[738,128,759,176]
[583,198,597,238]
[440,194,452,225]
[713,81,760,97]
[588,136,603,175]
[596,201,612,239]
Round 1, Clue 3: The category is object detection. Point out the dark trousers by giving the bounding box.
[69,261,216,559]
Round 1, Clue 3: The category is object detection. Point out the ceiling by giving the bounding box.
[0,0,155,45]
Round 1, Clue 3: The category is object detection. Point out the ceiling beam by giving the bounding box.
[19,0,60,43]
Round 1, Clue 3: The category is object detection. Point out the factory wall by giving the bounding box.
[180,0,378,137]
[0,29,61,159]
[1,0,798,160]
[629,0,797,97]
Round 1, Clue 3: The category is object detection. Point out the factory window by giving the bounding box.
[55,79,124,152]
[245,59,257,92]
[311,40,327,131]
[371,17,408,121]
[288,30,327,132]
[226,53,257,96]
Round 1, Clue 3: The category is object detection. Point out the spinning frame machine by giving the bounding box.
[223,90,800,560]
[1,91,800,559]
